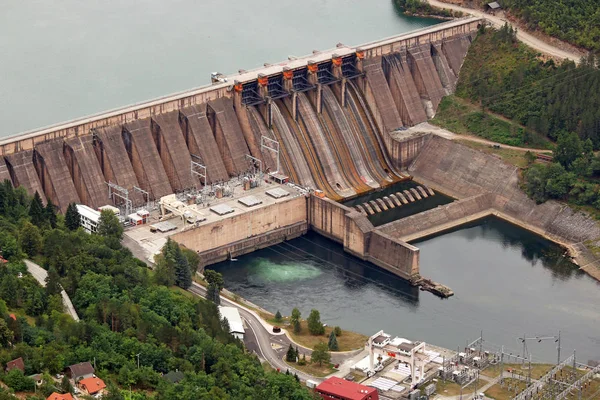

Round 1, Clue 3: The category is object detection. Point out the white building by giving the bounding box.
[76,204,101,234]
[218,306,245,340]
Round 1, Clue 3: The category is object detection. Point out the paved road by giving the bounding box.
[188,283,318,382]
[24,260,80,321]
[426,0,583,64]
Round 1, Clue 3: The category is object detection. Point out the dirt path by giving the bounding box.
[426,0,584,63]
[402,122,552,153]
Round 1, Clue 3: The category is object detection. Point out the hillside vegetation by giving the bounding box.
[500,0,600,51]
[455,25,600,147]
[0,182,316,400]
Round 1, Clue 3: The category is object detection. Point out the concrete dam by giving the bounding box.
[0,18,484,287]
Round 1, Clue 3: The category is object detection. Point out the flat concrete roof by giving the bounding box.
[266,187,290,199]
[238,195,262,207]
[150,221,177,232]
[210,204,235,215]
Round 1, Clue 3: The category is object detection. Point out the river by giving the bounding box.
[210,217,600,363]
[0,0,437,137]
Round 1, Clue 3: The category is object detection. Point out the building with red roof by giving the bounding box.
[79,376,106,395]
[316,377,379,400]
[5,357,25,373]
[46,393,74,400]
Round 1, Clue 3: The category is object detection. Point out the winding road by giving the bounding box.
[188,282,365,383]
[426,0,583,63]
[24,259,80,321]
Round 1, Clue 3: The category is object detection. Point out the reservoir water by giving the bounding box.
[0,0,437,137]
[211,217,600,363]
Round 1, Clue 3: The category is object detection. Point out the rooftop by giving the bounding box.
[6,357,25,372]
[47,393,74,400]
[219,306,245,334]
[76,204,100,223]
[316,377,378,400]
[79,376,106,394]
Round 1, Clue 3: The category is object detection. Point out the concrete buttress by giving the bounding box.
[207,97,251,175]
[0,158,12,184]
[407,44,446,111]
[123,119,173,200]
[93,126,143,206]
[4,151,46,203]
[151,112,196,191]
[64,136,109,209]
[33,139,80,212]
[180,105,230,184]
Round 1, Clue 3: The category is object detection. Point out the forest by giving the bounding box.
[455,25,600,147]
[0,181,317,400]
[499,0,600,51]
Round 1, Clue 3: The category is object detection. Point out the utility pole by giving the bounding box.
[136,353,141,369]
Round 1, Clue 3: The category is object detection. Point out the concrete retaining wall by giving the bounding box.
[407,135,600,245]
[308,194,420,280]
[172,195,308,266]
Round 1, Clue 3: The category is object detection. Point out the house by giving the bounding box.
[218,306,245,340]
[29,373,44,386]
[47,393,74,400]
[163,370,185,384]
[486,2,501,13]
[76,204,101,234]
[316,377,379,400]
[79,376,106,395]
[65,361,95,381]
[6,357,25,373]
[8,313,16,321]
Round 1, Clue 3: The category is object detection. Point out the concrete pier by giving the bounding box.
[34,139,80,212]
[152,112,196,191]
[4,151,46,202]
[64,136,108,209]
[94,126,144,206]
[123,119,173,200]
[0,158,12,184]
[180,105,230,184]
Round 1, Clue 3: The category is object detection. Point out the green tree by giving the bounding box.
[307,309,325,335]
[285,344,297,362]
[45,266,62,296]
[0,231,19,260]
[545,163,576,199]
[174,247,192,289]
[328,330,339,351]
[64,203,81,231]
[204,269,224,305]
[98,209,123,240]
[45,199,57,229]
[290,308,301,333]
[60,375,73,394]
[524,164,549,203]
[334,326,342,337]
[19,221,42,257]
[29,191,45,226]
[3,369,34,392]
[311,342,331,366]
[571,157,592,177]
[554,132,583,169]
[274,310,282,322]
[0,319,12,347]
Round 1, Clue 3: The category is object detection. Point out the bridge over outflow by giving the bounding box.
[0,17,481,210]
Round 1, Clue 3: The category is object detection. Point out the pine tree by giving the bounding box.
[294,372,299,382]
[275,310,282,322]
[328,330,339,351]
[45,199,57,228]
[290,308,301,333]
[174,247,192,289]
[65,203,81,231]
[19,222,42,257]
[204,270,224,306]
[285,344,296,362]
[29,191,45,226]
[45,266,62,296]
[98,209,123,239]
